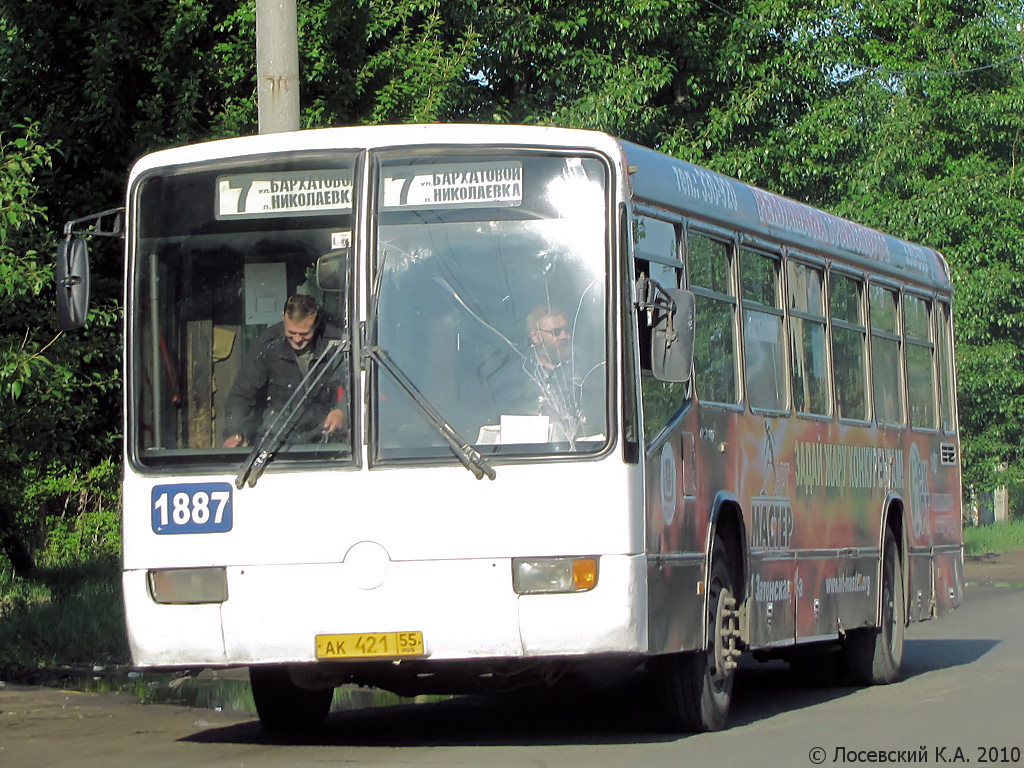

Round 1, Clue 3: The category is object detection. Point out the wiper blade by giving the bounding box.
[236,339,351,489]
[365,345,496,481]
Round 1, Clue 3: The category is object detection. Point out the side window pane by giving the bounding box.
[936,301,956,432]
[741,249,777,306]
[788,260,830,416]
[870,284,905,426]
[634,217,689,442]
[905,295,937,429]
[649,261,678,289]
[904,293,930,338]
[689,232,738,404]
[831,274,868,420]
[689,232,731,295]
[831,276,861,324]
[741,248,786,411]
[634,216,677,267]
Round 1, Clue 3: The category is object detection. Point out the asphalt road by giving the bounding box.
[2,582,1022,768]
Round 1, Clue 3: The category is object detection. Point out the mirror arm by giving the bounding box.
[634,274,677,315]
[662,310,679,350]
[57,273,85,289]
[63,207,125,239]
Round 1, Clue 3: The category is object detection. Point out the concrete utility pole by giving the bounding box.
[256,0,300,134]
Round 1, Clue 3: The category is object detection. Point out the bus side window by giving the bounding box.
[740,248,787,412]
[936,301,956,433]
[905,294,937,430]
[870,283,905,427]
[830,273,869,421]
[688,231,739,406]
[788,259,830,416]
[634,216,689,443]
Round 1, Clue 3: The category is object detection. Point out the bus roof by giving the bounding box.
[621,141,950,290]
[127,123,627,179]
[128,123,949,290]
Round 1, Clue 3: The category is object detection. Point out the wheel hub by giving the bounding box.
[712,589,742,680]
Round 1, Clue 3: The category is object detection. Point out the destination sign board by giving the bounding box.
[216,161,523,219]
[381,161,523,209]
[216,171,354,219]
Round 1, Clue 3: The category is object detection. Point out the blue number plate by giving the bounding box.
[152,483,233,534]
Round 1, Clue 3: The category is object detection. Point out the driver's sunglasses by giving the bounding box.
[538,326,569,338]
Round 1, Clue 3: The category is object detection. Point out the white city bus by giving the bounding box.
[56,124,963,732]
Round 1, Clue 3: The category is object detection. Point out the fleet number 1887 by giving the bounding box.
[151,483,233,534]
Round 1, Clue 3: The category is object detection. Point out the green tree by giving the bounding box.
[0,123,120,575]
[0,0,501,573]
[0,122,52,574]
[1,0,1022,565]
[209,0,484,127]
[762,1,1024,492]
[455,0,1024,493]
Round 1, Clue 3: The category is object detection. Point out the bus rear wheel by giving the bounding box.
[249,665,333,732]
[844,527,905,685]
[653,539,739,732]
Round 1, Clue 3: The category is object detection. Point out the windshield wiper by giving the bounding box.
[364,345,496,481]
[235,339,351,489]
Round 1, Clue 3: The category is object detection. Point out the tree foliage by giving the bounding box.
[0,122,120,574]
[0,0,1022,571]
[761,0,1024,492]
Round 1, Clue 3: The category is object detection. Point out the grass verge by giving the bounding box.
[0,557,130,678]
[962,519,1024,556]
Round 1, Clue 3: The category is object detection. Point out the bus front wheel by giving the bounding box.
[249,665,333,732]
[653,538,739,732]
[844,527,905,685]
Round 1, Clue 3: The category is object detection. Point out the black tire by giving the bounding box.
[653,538,739,732]
[844,527,905,685]
[249,665,333,732]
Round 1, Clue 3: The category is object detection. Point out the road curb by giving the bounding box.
[965,579,1024,589]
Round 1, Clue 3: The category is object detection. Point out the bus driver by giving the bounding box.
[499,304,601,442]
[222,294,347,448]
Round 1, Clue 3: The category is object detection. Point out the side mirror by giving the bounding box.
[55,237,91,330]
[316,248,348,291]
[651,288,695,383]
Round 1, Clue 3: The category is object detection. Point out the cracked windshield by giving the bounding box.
[131,154,357,468]
[372,152,609,462]
[129,149,608,469]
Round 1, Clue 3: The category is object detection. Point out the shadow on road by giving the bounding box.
[182,680,683,747]
[902,637,998,677]
[180,633,999,748]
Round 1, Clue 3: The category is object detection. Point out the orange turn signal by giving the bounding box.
[572,558,598,591]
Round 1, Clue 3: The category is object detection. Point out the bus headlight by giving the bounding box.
[512,557,598,595]
[148,567,228,604]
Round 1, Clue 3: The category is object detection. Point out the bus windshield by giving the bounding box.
[130,152,358,469]
[371,152,609,463]
[129,148,609,470]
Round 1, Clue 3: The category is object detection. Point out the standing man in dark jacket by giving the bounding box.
[222,294,347,447]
